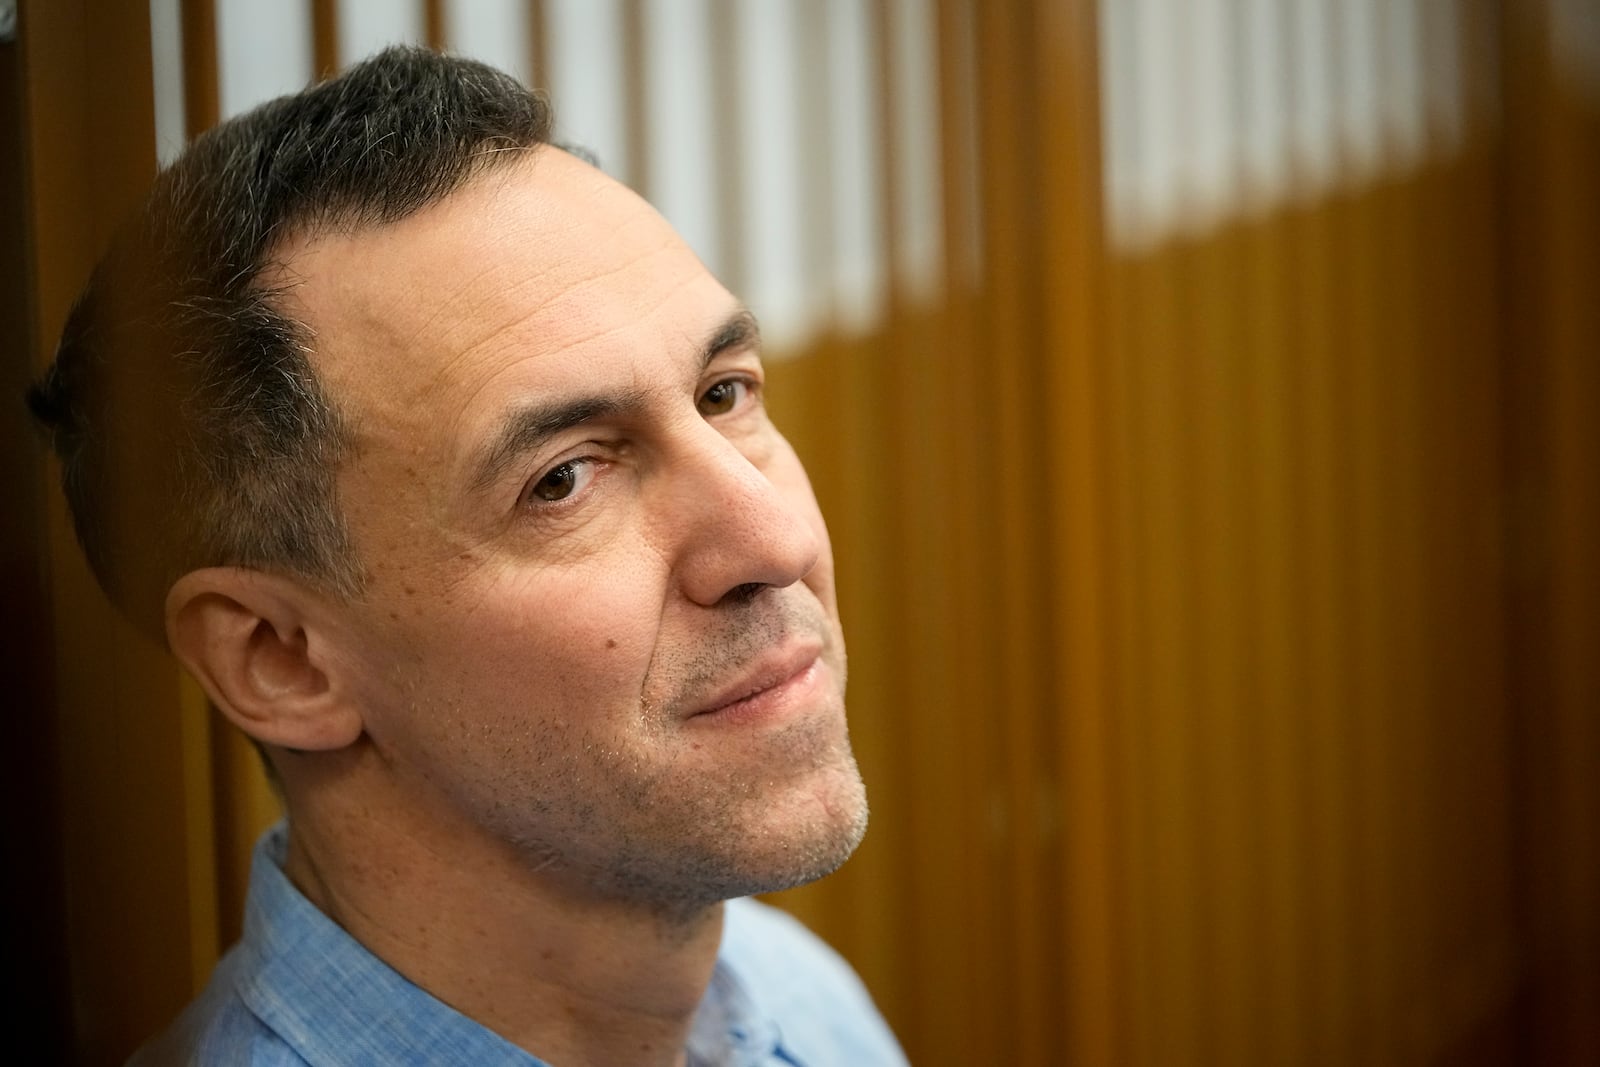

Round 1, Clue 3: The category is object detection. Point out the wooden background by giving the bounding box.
[3,1,1595,1064]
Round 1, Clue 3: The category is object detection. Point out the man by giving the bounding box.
[30,47,904,1066]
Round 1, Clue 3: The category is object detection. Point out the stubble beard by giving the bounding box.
[490,709,869,922]
[592,714,868,913]
[489,599,870,918]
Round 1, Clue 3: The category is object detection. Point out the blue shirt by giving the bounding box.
[131,825,907,1065]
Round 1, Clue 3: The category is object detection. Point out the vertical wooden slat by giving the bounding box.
[1097,7,1147,1053]
[1177,4,1260,1061]
[1283,2,1357,1056]
[310,0,338,77]
[618,0,649,200]
[1332,3,1394,1056]
[1146,241,1207,1066]
[1108,5,1209,1056]
[1239,184,1311,1067]
[527,0,549,88]
[1231,6,1310,1061]
[972,2,1053,1060]
[932,0,1003,1059]
[0,16,72,1062]
[707,0,745,298]
[1102,243,1149,1067]
[180,0,218,134]
[424,0,445,50]
[1414,6,1518,1053]
[796,0,833,320]
[852,23,918,1061]
[860,0,909,1025]
[1036,1,1119,1062]
[1371,8,1434,1058]
[1190,10,1248,1056]
[1499,2,1600,1064]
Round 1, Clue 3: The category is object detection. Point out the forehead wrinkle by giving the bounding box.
[420,283,565,402]
[421,260,565,359]
[465,298,750,497]
[429,230,686,401]
[469,385,652,495]
[452,255,707,436]
[462,314,681,497]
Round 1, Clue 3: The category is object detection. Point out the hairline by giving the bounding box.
[247,142,563,595]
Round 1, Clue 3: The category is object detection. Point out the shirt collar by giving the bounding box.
[231,823,783,1066]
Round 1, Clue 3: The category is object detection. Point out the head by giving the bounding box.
[30,48,866,911]
[30,47,554,638]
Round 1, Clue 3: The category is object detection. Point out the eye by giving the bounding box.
[698,377,752,417]
[527,459,592,503]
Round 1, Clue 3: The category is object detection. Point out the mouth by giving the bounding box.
[687,639,829,726]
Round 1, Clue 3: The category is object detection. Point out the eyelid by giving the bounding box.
[700,371,764,415]
[518,452,601,511]
[707,346,765,378]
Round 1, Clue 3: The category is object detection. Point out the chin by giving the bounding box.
[727,761,871,898]
[611,761,870,912]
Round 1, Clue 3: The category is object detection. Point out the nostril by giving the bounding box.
[724,581,765,606]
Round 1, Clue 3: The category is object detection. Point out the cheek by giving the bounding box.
[383,555,669,725]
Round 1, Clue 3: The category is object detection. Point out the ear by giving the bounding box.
[165,568,363,751]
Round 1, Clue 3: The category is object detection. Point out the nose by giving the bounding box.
[665,422,822,608]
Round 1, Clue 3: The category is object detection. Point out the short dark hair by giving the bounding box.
[27,47,554,641]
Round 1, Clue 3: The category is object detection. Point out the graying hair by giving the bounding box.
[27,47,555,640]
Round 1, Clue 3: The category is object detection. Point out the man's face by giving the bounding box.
[283,148,866,909]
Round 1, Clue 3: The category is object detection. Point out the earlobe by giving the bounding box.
[166,569,363,752]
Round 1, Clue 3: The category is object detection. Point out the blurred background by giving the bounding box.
[3,1,1596,1064]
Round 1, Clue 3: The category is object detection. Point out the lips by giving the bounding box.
[688,638,827,722]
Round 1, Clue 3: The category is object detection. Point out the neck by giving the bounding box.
[278,754,724,1067]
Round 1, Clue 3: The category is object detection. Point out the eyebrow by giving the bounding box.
[468,307,763,493]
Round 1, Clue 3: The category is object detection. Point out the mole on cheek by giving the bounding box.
[605,638,617,650]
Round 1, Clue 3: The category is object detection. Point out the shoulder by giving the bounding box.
[126,949,306,1067]
[720,898,909,1066]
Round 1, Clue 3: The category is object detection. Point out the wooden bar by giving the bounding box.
[528,0,549,88]
[1283,17,1358,1056]
[796,0,833,316]
[0,15,72,1062]
[707,0,745,296]
[1498,2,1600,1063]
[974,2,1051,1057]
[1234,7,1309,1061]
[619,0,649,200]
[424,0,445,50]
[928,0,1003,1058]
[1330,7,1396,1056]
[311,0,338,77]
[180,0,218,135]
[862,0,938,1047]
[1035,0,1119,1062]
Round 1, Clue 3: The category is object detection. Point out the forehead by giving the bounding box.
[278,147,726,434]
